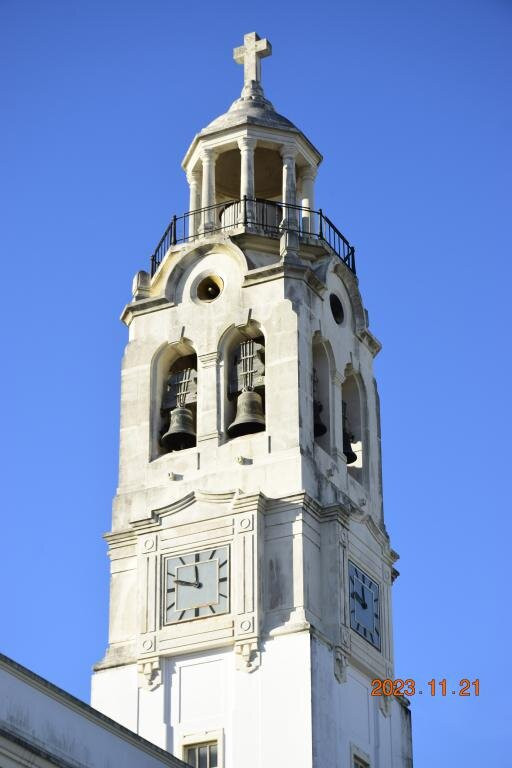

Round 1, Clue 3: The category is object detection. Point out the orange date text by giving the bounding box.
[371,678,480,696]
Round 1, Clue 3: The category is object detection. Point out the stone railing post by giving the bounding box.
[200,148,217,232]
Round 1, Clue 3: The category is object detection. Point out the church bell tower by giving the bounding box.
[91,33,413,768]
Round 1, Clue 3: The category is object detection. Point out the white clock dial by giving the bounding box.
[164,546,229,624]
[348,561,381,650]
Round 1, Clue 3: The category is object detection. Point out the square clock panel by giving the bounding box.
[164,546,230,624]
[348,560,381,650]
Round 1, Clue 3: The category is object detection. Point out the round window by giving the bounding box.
[329,293,344,324]
[196,274,224,302]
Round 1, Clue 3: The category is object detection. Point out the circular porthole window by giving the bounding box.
[329,293,344,324]
[196,274,224,302]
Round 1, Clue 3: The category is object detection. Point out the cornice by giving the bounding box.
[103,528,137,546]
[120,296,172,326]
[128,488,266,531]
[357,328,382,358]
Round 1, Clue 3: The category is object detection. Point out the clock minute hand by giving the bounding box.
[360,585,368,610]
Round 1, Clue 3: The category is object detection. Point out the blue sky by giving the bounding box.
[1,1,511,765]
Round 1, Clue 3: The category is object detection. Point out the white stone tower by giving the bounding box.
[91,33,413,768]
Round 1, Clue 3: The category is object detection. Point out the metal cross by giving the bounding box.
[233,32,272,88]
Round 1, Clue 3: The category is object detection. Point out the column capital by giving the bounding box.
[237,136,258,152]
[186,168,202,185]
[280,143,298,162]
[301,164,318,182]
[200,146,217,163]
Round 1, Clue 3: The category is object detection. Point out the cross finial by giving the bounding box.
[233,32,272,96]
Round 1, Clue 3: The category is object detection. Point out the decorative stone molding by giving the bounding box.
[237,515,253,532]
[378,693,391,718]
[237,616,254,633]
[356,328,382,358]
[333,646,348,684]
[132,270,151,301]
[140,635,155,653]
[142,535,156,553]
[235,640,260,672]
[137,658,161,690]
[340,626,351,650]
[198,351,219,367]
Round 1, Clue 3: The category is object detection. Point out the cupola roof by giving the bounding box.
[183,33,321,168]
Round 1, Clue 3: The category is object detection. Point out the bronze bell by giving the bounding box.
[313,400,327,437]
[342,429,357,465]
[160,406,196,452]
[342,401,357,465]
[228,389,265,438]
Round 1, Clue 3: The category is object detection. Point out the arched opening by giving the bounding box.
[342,372,364,482]
[216,148,240,201]
[254,147,282,200]
[312,339,331,454]
[151,341,198,459]
[221,323,266,441]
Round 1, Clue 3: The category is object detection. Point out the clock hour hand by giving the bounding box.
[174,578,198,586]
[360,585,368,610]
[351,590,368,610]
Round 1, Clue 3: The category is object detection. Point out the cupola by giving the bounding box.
[182,32,322,237]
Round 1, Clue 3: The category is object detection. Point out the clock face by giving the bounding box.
[348,561,381,650]
[164,546,229,624]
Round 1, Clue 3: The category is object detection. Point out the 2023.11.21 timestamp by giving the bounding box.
[371,679,480,696]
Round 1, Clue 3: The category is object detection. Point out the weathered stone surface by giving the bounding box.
[92,31,412,768]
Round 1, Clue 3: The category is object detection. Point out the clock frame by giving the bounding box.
[164,546,230,624]
[348,560,381,651]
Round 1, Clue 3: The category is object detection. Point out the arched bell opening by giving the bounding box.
[151,342,198,459]
[221,323,266,442]
[342,372,365,482]
[312,339,331,454]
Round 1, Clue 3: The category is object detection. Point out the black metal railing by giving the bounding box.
[150,197,356,276]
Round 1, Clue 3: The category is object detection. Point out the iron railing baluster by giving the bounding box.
[149,198,355,277]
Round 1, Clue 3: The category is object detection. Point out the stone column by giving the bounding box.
[187,169,201,238]
[300,165,317,234]
[280,144,298,230]
[201,148,217,232]
[238,136,257,223]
